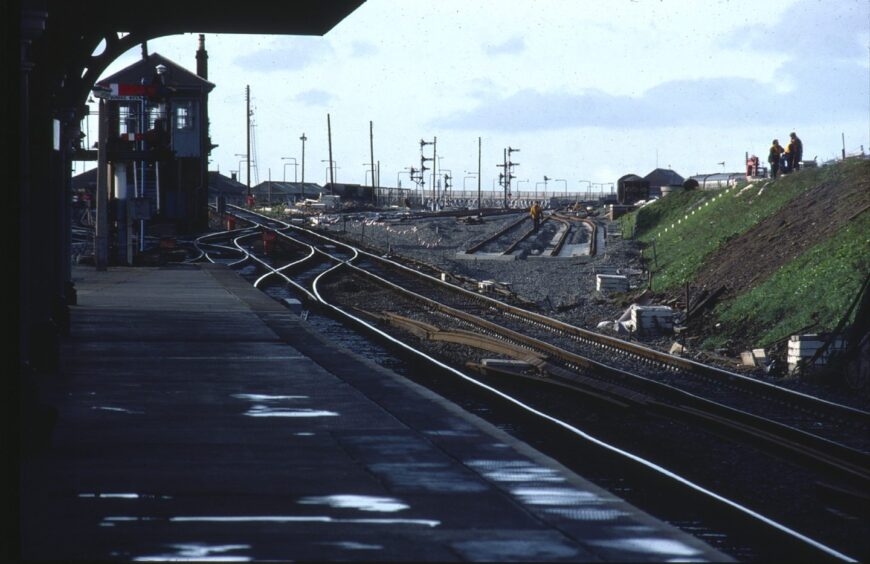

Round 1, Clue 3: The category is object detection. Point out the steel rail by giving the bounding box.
[550,212,597,256]
[220,205,862,560]
[548,215,571,256]
[226,207,869,452]
[464,214,530,254]
[307,258,857,563]
[326,260,870,482]
[502,217,551,256]
[341,240,868,426]
[262,213,867,422]
[231,230,317,302]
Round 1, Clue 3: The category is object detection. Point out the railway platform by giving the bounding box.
[19,263,731,561]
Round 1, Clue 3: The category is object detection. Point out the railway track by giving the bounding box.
[463,208,597,258]
[206,205,868,560]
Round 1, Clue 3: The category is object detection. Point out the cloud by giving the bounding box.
[295,89,335,107]
[483,36,526,56]
[234,38,334,72]
[350,40,379,57]
[432,69,867,131]
[726,0,869,61]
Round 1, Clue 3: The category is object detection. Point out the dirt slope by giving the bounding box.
[691,161,870,299]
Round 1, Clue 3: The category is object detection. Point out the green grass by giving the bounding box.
[619,162,859,291]
[708,211,870,348]
[616,158,870,351]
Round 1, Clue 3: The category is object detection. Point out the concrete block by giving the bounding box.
[787,334,846,372]
[630,305,673,335]
[596,274,629,293]
[741,351,757,367]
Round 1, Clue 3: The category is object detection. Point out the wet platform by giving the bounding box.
[19,263,730,561]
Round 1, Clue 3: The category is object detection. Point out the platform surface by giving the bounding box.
[19,263,730,562]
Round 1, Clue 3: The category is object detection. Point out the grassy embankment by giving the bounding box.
[619,158,869,350]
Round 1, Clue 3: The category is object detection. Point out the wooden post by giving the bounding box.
[685,281,690,314]
[327,113,334,190]
[477,137,482,214]
[370,120,375,205]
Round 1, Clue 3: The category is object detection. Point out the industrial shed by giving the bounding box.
[616,173,650,205]
[644,168,685,198]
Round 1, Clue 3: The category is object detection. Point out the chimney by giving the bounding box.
[196,34,208,80]
[141,41,149,60]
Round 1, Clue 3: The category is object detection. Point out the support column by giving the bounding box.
[95,99,109,270]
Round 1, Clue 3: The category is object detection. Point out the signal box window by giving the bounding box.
[176,104,193,130]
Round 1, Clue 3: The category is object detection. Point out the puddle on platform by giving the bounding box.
[466,460,566,483]
[453,538,581,560]
[511,487,603,506]
[245,406,338,418]
[133,543,251,562]
[317,541,383,551]
[168,515,439,527]
[91,406,143,414]
[423,429,478,438]
[588,537,701,558]
[231,394,307,401]
[79,493,172,500]
[232,394,338,418]
[298,494,409,513]
[543,507,629,521]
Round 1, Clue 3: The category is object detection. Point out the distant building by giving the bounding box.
[324,183,374,203]
[251,181,324,205]
[616,174,650,205]
[643,168,685,198]
[208,171,248,206]
[688,172,746,189]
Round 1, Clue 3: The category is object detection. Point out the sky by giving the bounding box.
[79,0,870,194]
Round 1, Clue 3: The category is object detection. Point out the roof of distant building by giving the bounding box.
[251,181,323,196]
[617,173,647,184]
[208,171,248,195]
[689,172,745,181]
[97,53,215,93]
[644,168,685,186]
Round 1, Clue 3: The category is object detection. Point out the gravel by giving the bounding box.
[318,210,645,332]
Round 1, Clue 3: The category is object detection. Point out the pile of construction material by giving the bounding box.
[600,304,674,336]
[596,274,629,294]
[787,334,846,373]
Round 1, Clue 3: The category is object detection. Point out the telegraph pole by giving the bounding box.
[477,137,482,214]
[246,85,251,196]
[327,114,334,191]
[370,120,376,205]
[300,132,307,199]
[432,136,437,202]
